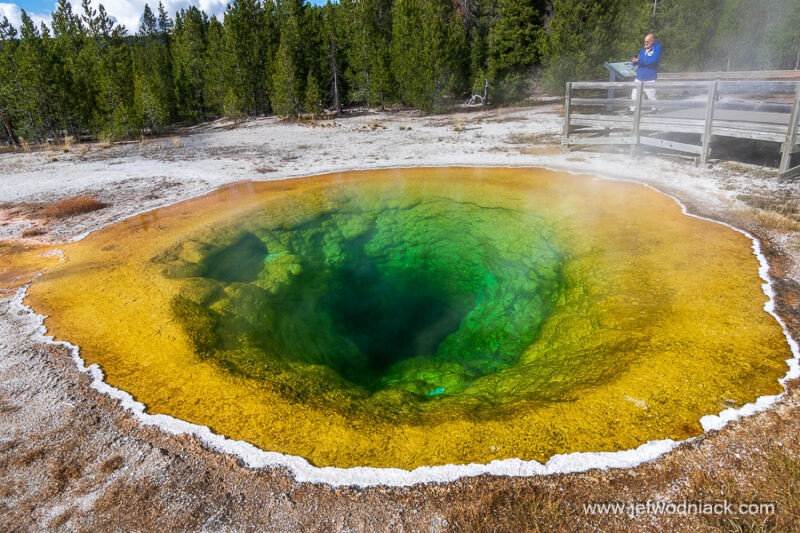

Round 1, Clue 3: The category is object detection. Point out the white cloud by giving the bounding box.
[92,0,151,31]
[1,0,230,36]
[1,3,53,30]
[196,0,228,19]
[1,3,23,27]
[99,0,230,32]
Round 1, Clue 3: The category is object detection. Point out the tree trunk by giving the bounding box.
[0,107,18,148]
[329,38,340,113]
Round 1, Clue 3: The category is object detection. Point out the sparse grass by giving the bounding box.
[0,398,19,414]
[99,455,125,474]
[492,106,548,122]
[50,506,76,529]
[46,458,83,496]
[766,450,800,527]
[784,235,800,257]
[744,209,800,233]
[447,485,569,533]
[17,447,47,467]
[506,132,558,145]
[721,162,780,180]
[171,136,183,149]
[518,145,566,156]
[21,227,46,238]
[37,196,108,219]
[299,117,337,127]
[682,450,798,532]
[43,136,74,154]
[674,439,800,533]
[737,193,799,216]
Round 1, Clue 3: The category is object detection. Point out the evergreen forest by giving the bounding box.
[1,0,798,144]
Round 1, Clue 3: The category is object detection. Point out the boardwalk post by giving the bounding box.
[562,82,572,147]
[631,81,645,154]
[700,81,718,165]
[779,83,800,175]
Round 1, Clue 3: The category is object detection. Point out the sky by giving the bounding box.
[2,0,327,33]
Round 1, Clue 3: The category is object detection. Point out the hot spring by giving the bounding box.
[26,167,791,469]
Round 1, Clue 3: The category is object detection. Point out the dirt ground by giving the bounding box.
[1,105,800,531]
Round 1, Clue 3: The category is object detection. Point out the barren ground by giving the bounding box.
[1,105,800,531]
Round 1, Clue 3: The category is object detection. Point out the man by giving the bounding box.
[631,34,662,109]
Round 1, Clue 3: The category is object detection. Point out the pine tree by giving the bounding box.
[391,0,466,111]
[462,0,495,95]
[301,4,327,110]
[79,0,136,139]
[14,11,56,142]
[260,0,281,112]
[0,17,20,145]
[487,0,546,102]
[224,0,269,114]
[539,0,649,94]
[0,16,16,40]
[157,1,173,35]
[304,71,323,118]
[710,0,766,70]
[656,0,720,71]
[203,17,233,117]
[322,0,345,111]
[341,0,393,107]
[133,3,174,132]
[140,4,158,35]
[76,0,105,134]
[172,6,209,122]
[51,0,92,136]
[270,0,304,117]
[155,2,175,116]
[271,21,301,116]
[706,0,800,71]
[441,1,470,101]
[765,0,800,70]
[391,0,428,108]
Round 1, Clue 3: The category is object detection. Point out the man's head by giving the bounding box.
[644,34,655,49]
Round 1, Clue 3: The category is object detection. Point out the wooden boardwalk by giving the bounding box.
[562,77,800,180]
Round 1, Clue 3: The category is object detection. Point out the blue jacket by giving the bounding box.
[635,41,662,81]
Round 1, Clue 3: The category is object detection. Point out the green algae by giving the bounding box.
[167,192,566,414]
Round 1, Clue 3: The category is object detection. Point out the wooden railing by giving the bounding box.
[563,79,800,180]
